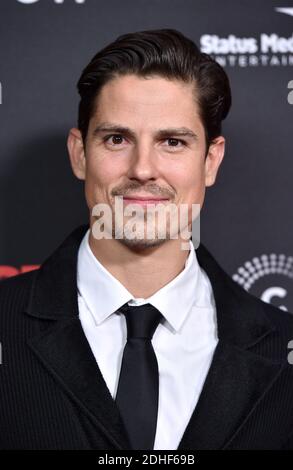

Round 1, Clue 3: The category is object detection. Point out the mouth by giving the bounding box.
[122,195,170,206]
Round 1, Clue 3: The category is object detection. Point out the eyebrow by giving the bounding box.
[92,122,198,141]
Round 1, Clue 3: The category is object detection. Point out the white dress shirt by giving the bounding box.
[77,229,218,450]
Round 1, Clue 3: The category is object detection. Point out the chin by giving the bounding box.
[118,237,167,251]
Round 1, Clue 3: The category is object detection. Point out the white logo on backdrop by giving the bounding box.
[275,7,293,17]
[233,254,293,311]
[200,8,293,67]
[200,34,293,67]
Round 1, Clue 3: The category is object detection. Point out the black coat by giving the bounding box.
[1,224,293,450]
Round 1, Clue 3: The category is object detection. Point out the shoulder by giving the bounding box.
[253,292,293,340]
[0,268,37,291]
[0,270,37,316]
[234,281,293,364]
[197,242,293,340]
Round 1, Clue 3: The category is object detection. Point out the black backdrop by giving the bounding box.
[1,0,293,312]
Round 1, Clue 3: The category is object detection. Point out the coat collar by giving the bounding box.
[25,224,282,450]
[26,223,274,348]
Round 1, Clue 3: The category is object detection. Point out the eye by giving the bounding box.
[104,134,126,146]
[165,138,186,147]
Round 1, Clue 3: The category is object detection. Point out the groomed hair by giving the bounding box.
[77,29,232,149]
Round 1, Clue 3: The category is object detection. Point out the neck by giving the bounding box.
[88,226,191,299]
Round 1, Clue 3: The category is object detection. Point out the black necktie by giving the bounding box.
[115,302,163,450]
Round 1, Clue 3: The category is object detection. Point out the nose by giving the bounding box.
[126,141,160,182]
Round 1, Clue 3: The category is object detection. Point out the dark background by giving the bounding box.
[0,0,292,311]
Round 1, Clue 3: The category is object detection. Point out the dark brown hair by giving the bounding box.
[77,29,231,149]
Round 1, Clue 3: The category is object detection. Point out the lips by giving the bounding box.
[122,195,169,206]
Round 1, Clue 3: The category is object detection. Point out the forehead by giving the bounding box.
[91,74,202,130]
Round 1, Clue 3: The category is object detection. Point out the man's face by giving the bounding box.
[68,74,225,249]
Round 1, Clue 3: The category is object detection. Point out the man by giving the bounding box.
[1,29,293,450]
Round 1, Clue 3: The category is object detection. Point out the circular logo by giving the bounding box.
[233,254,293,312]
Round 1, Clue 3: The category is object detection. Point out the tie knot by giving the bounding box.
[119,303,163,340]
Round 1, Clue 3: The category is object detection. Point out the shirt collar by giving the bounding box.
[77,229,204,332]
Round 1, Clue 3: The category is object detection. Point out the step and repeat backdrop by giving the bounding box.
[0,0,292,312]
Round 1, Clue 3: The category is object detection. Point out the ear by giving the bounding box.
[204,136,225,187]
[67,128,86,180]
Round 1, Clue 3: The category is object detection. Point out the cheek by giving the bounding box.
[171,163,205,199]
[84,154,125,208]
[86,154,122,186]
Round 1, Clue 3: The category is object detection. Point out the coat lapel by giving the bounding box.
[24,225,283,450]
[25,224,130,449]
[178,242,283,449]
[177,341,283,449]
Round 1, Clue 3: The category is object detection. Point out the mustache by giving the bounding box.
[111,183,175,199]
